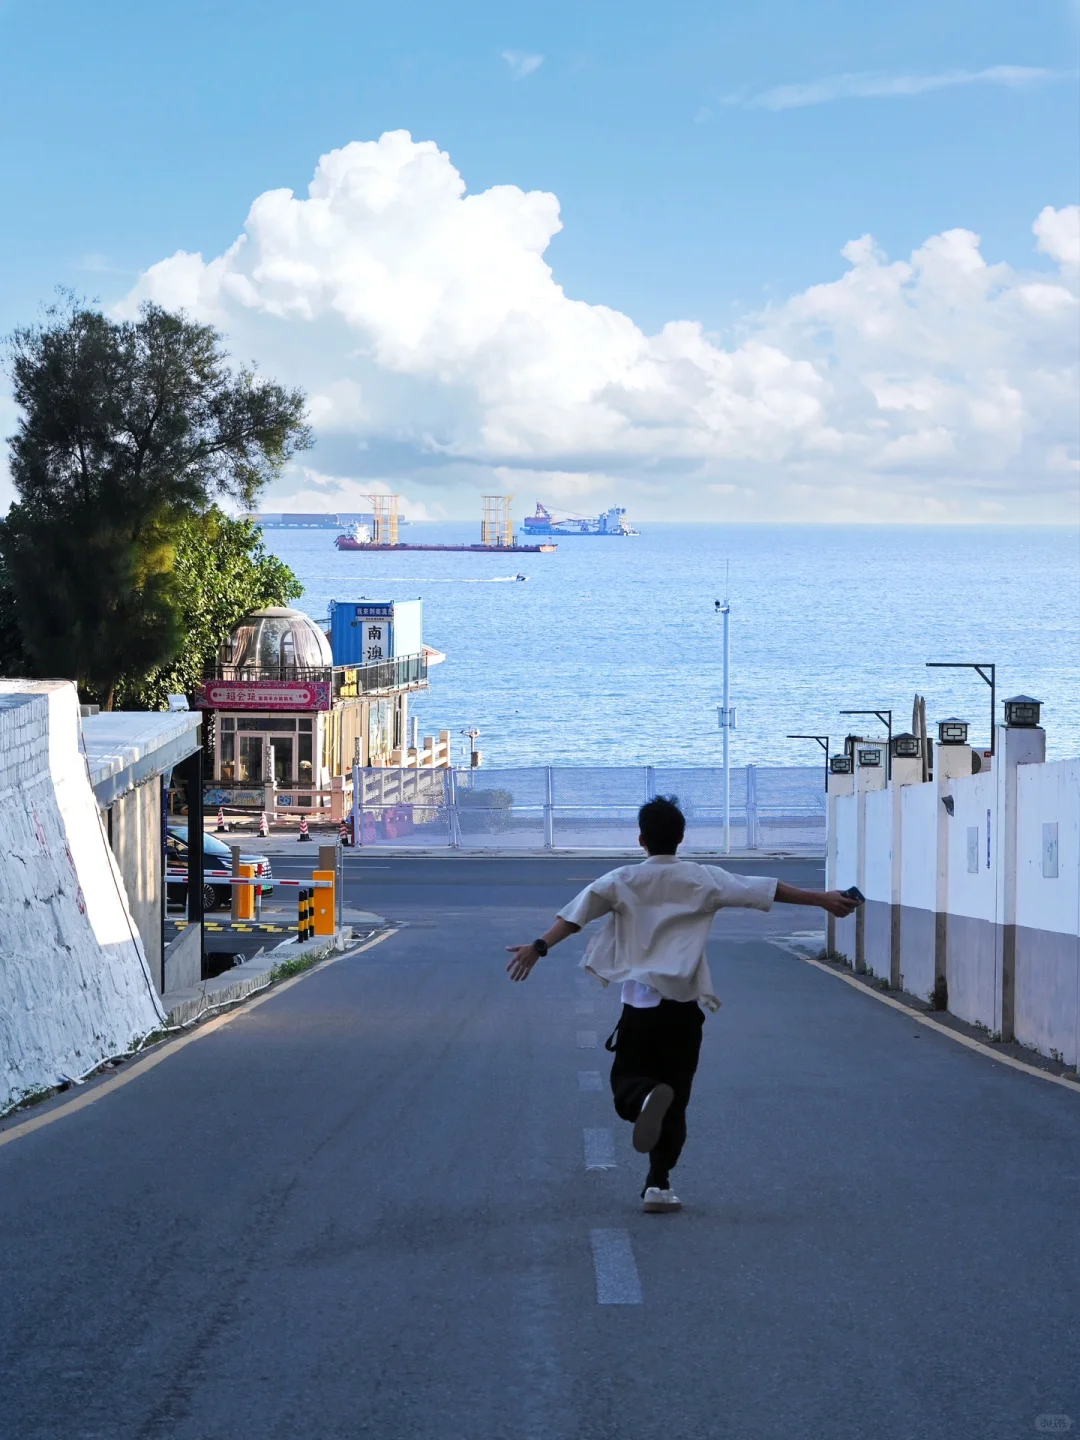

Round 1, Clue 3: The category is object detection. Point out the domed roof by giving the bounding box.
[220,606,332,676]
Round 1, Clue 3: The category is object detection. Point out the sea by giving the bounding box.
[262,523,1080,769]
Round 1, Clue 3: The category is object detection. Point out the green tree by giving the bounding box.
[115,508,303,710]
[1,295,311,706]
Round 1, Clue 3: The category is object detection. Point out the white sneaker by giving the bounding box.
[642,1187,682,1213]
[632,1084,674,1153]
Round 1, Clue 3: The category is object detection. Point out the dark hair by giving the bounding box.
[638,795,685,855]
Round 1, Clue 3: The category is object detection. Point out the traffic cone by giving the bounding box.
[259,811,269,839]
[298,814,311,842]
[216,806,226,832]
[338,818,351,847]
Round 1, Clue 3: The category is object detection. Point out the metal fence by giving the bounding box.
[353,765,825,853]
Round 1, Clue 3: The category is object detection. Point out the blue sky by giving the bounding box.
[1,0,1077,520]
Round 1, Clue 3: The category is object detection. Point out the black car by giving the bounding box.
[166,826,275,913]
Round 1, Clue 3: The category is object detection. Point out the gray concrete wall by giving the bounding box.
[946,912,1001,1034]
[110,780,163,993]
[863,898,891,982]
[163,923,202,995]
[898,905,935,1003]
[1014,924,1080,1067]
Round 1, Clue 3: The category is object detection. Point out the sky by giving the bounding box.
[0,0,1077,522]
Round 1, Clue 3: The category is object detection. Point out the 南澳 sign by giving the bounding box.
[196,680,331,711]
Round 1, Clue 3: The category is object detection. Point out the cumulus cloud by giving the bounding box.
[501,50,543,80]
[116,131,1079,522]
[737,65,1059,111]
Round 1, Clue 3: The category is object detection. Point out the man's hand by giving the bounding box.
[775,880,862,917]
[506,944,540,981]
[821,889,860,918]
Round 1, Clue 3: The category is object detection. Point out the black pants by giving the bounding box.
[607,1000,705,1186]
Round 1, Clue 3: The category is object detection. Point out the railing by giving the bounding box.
[205,653,428,697]
[347,764,826,853]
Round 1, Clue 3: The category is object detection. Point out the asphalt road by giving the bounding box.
[4,857,1079,1439]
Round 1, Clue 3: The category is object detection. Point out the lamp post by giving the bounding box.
[840,709,893,779]
[925,662,996,755]
[714,594,736,854]
[787,734,830,790]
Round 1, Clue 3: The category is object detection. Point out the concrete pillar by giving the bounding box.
[934,743,977,1006]
[826,768,854,956]
[854,744,887,972]
[888,753,924,988]
[994,721,1046,1041]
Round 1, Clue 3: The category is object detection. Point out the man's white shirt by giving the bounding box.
[557,855,777,1012]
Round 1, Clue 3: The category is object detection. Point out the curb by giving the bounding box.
[779,943,1080,1095]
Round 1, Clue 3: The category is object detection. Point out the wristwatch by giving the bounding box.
[533,938,549,957]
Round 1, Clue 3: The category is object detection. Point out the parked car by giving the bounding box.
[166,825,275,913]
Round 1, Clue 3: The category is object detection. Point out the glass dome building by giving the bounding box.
[219,607,333,679]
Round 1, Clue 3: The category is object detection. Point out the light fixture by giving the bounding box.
[830,755,853,775]
[1003,695,1041,728]
[890,732,921,759]
[857,747,882,768]
[937,718,969,745]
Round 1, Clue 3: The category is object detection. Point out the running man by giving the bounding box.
[506,796,860,1214]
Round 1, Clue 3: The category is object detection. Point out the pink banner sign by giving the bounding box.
[196,680,331,712]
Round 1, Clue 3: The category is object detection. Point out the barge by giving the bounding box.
[335,528,555,554]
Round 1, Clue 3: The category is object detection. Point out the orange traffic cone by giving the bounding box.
[298,814,311,842]
[338,818,351,846]
[259,811,269,839]
[216,806,227,832]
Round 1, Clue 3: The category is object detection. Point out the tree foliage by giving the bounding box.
[116,508,303,710]
[0,295,311,706]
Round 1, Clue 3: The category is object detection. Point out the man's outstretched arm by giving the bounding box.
[774,881,860,917]
[506,917,581,982]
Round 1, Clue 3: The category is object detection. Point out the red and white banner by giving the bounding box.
[196,680,331,711]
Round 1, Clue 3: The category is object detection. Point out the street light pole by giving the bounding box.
[925,662,996,755]
[787,734,830,789]
[840,709,893,779]
[714,590,733,854]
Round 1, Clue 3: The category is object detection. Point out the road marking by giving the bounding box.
[778,943,1080,1096]
[576,1030,597,1049]
[0,930,399,1149]
[590,1229,642,1305]
[575,1001,594,1015]
[578,1071,603,1092]
[583,1128,616,1169]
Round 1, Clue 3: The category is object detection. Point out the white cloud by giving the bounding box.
[1034,203,1080,268]
[113,132,1079,522]
[501,50,543,80]
[738,65,1059,111]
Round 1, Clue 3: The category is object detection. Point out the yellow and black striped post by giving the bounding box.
[296,886,315,943]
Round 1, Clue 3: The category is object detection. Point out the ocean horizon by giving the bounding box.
[263,521,1080,769]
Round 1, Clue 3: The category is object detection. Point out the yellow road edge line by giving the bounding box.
[778,943,1080,1095]
[0,928,400,1150]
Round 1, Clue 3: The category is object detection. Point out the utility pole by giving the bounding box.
[715,572,735,855]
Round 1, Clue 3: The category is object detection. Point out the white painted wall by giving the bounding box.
[900,783,938,915]
[0,682,164,1113]
[1014,759,1080,1064]
[863,789,893,905]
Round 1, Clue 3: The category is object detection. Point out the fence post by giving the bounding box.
[644,766,654,803]
[352,763,362,847]
[447,767,460,849]
[544,766,554,850]
[746,764,758,850]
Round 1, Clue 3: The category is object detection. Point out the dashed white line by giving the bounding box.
[576,1030,597,1049]
[590,1229,642,1305]
[578,1071,603,1092]
[575,1001,594,1015]
[583,1128,616,1169]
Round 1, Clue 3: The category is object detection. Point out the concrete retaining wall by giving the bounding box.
[946,770,999,1032]
[863,789,892,982]
[0,682,164,1112]
[898,781,938,1003]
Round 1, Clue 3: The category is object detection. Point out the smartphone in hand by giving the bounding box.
[842,886,866,904]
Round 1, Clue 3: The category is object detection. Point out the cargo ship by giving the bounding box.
[335,523,556,554]
[522,503,638,536]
